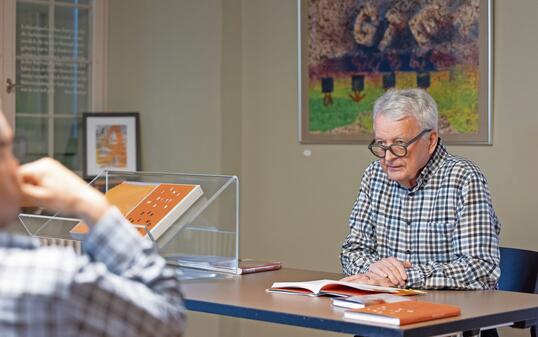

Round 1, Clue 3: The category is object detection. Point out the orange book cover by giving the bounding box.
[344,301,461,325]
[70,182,203,240]
[125,183,203,238]
[70,182,157,238]
[102,182,157,214]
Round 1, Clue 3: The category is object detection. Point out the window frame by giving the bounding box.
[0,0,108,171]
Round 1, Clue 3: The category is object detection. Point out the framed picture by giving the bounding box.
[82,112,141,179]
[298,0,492,144]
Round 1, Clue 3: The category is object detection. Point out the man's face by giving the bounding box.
[373,114,437,188]
[0,111,21,225]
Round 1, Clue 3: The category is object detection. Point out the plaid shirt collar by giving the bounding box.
[389,138,448,192]
[412,138,448,191]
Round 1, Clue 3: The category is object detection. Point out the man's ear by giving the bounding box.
[428,130,439,155]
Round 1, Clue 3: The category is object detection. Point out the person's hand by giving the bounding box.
[18,158,111,226]
[340,274,370,283]
[368,257,412,287]
[340,273,395,287]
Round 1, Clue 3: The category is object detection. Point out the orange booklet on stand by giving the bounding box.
[268,279,425,297]
[344,301,460,325]
[70,182,203,240]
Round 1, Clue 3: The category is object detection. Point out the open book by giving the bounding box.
[70,181,203,240]
[344,301,460,325]
[268,279,425,297]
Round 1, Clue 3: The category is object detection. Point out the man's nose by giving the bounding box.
[384,148,397,161]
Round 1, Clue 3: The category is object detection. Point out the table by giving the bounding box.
[181,268,538,337]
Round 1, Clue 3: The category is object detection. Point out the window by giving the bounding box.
[1,0,107,172]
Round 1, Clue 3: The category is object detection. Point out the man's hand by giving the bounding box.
[340,273,395,287]
[368,257,412,287]
[18,158,111,226]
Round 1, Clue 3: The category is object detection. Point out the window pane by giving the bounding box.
[53,6,89,60]
[54,117,81,171]
[16,3,49,57]
[54,61,89,114]
[16,59,50,114]
[15,116,48,163]
[53,4,90,115]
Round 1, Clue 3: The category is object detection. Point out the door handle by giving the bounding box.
[6,78,23,94]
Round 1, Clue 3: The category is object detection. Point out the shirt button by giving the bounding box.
[405,249,412,255]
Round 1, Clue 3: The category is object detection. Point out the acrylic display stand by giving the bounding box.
[18,170,240,276]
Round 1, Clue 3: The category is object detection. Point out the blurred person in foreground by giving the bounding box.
[0,108,185,337]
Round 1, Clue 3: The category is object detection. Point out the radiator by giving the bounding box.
[39,237,82,255]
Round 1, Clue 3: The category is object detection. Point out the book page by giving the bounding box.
[270,279,334,294]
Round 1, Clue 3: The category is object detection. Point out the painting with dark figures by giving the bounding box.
[299,0,492,144]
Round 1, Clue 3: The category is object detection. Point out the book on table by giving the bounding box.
[70,181,203,240]
[177,257,282,275]
[238,259,282,274]
[344,301,460,325]
[332,293,412,309]
[268,279,425,297]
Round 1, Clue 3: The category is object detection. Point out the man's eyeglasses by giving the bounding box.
[368,129,432,158]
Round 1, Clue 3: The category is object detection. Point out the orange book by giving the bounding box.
[125,183,203,238]
[70,182,203,240]
[344,301,460,325]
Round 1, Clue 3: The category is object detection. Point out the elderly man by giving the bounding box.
[341,88,500,292]
[0,110,185,336]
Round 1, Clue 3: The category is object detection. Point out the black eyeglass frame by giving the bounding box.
[368,129,433,158]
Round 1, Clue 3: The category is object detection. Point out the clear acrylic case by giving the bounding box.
[18,170,240,275]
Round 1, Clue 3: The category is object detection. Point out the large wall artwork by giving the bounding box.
[298,0,492,144]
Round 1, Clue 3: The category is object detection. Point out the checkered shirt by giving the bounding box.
[341,140,501,290]
[0,207,185,337]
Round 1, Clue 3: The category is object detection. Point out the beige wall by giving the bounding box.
[108,0,243,175]
[241,0,538,274]
[108,1,537,336]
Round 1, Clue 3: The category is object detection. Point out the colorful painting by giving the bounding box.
[83,113,140,178]
[298,0,492,144]
[95,125,127,168]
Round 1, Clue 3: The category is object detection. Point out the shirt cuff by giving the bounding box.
[405,265,426,289]
[83,206,156,274]
[358,259,374,274]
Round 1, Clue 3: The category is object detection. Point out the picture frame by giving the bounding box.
[82,112,141,179]
[298,0,492,144]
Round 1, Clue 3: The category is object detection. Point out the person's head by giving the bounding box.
[370,88,439,188]
[0,108,21,226]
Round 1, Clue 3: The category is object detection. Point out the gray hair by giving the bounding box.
[372,88,438,131]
